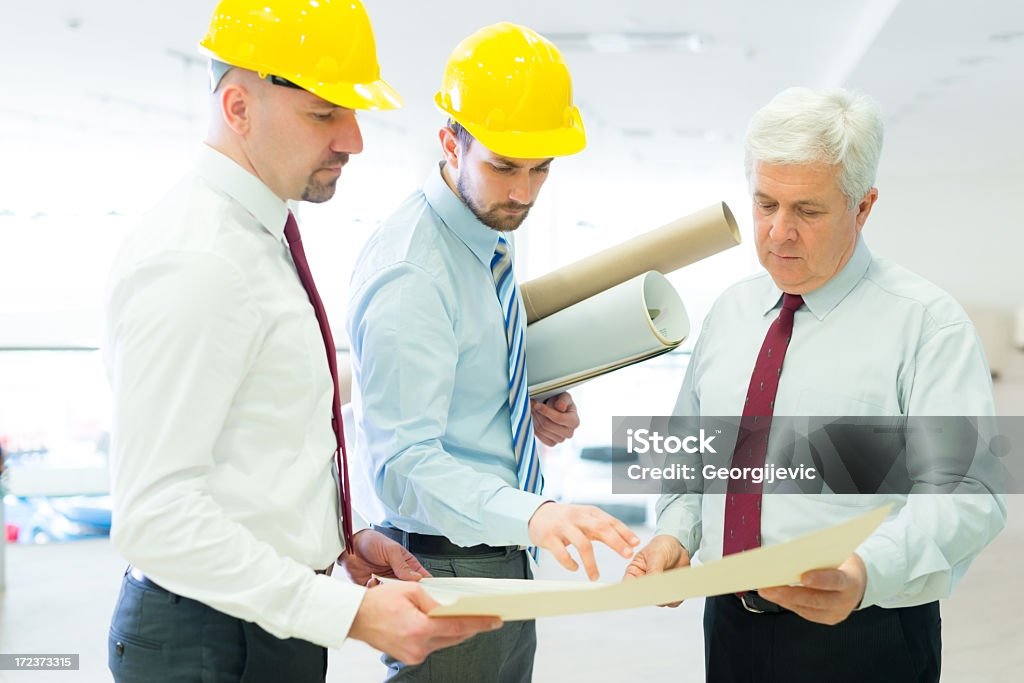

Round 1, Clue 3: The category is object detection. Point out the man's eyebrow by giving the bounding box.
[793,199,828,209]
[753,192,826,208]
[491,158,553,170]
[301,93,345,111]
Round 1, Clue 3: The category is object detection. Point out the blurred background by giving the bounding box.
[0,1,1022,680]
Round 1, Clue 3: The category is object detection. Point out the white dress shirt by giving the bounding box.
[347,163,549,547]
[104,145,363,648]
[657,235,1006,608]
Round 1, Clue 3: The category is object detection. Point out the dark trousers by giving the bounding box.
[382,548,536,683]
[109,568,327,683]
[704,594,941,683]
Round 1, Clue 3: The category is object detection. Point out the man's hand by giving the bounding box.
[623,534,691,607]
[531,392,579,447]
[348,582,502,665]
[339,529,431,587]
[528,502,640,580]
[757,552,867,625]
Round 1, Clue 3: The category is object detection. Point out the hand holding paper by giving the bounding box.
[347,582,503,665]
[758,552,868,625]
[623,534,692,607]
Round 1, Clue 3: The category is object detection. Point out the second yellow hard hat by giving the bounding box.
[435,22,586,158]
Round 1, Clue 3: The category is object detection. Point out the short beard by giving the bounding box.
[456,173,531,232]
[301,154,349,203]
[300,176,338,203]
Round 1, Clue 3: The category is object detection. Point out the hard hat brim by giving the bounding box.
[199,44,403,111]
[436,94,586,158]
[305,77,403,111]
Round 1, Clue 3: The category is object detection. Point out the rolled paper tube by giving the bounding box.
[520,202,741,323]
[1015,305,1024,349]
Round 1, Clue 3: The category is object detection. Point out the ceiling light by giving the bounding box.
[989,30,1024,43]
[548,32,710,55]
[588,33,633,54]
[959,55,994,67]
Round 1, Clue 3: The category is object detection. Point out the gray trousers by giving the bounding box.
[109,568,326,682]
[383,549,536,683]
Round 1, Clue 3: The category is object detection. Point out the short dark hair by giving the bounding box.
[447,119,475,149]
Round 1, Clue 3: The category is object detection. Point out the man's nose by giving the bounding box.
[332,112,364,155]
[768,208,797,242]
[508,173,532,205]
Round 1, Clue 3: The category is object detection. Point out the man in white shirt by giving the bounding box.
[625,87,1005,682]
[103,2,500,681]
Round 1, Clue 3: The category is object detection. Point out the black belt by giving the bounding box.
[373,526,516,557]
[737,590,789,614]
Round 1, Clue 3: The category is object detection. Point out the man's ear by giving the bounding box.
[439,127,460,171]
[854,187,878,233]
[220,84,253,136]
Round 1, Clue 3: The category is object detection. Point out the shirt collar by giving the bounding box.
[196,144,292,240]
[760,234,873,319]
[422,161,502,266]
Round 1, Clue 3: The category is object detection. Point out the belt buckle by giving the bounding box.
[740,591,768,614]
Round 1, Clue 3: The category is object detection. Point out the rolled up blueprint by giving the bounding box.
[520,202,740,323]
[526,271,689,399]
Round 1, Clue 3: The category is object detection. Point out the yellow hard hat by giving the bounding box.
[435,22,586,158]
[199,0,402,111]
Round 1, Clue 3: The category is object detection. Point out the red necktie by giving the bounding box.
[284,211,353,553]
[722,293,803,556]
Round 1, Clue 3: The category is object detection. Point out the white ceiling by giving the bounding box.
[2,0,1022,188]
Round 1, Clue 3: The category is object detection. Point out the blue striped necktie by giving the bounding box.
[491,236,544,555]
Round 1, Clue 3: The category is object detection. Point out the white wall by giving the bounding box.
[868,165,1024,385]
[869,166,1024,312]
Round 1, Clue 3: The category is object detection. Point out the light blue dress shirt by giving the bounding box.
[347,163,549,547]
[657,235,1007,608]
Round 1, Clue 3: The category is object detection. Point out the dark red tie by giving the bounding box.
[722,293,803,556]
[284,211,353,553]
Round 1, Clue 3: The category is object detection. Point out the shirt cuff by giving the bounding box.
[479,487,552,547]
[292,574,367,649]
[855,533,907,609]
[655,505,701,558]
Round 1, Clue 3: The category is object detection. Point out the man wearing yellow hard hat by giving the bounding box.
[104,2,501,681]
[348,23,640,681]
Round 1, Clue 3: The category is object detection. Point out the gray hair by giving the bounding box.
[744,87,884,208]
